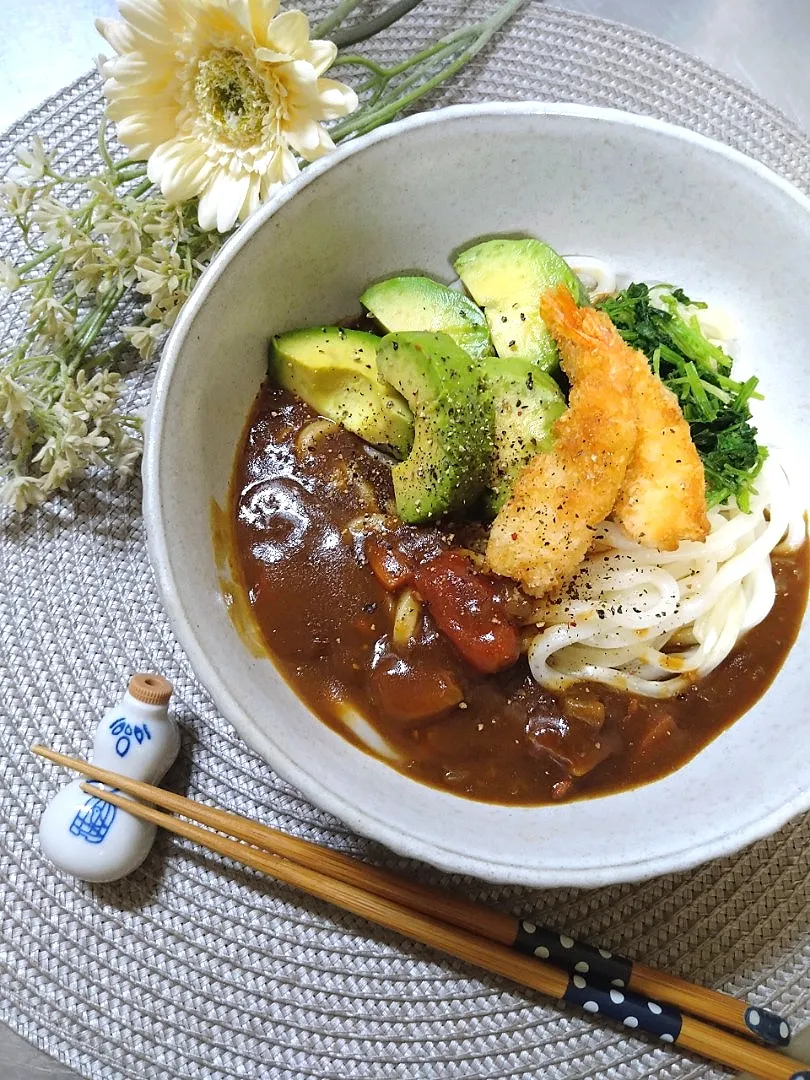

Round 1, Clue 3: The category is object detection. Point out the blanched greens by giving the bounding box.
[597,283,766,510]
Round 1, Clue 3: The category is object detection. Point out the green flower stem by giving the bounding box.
[364,78,388,110]
[114,166,149,185]
[330,0,423,48]
[128,177,153,200]
[67,283,126,371]
[9,326,44,365]
[313,0,364,39]
[97,116,117,173]
[17,245,61,275]
[47,163,149,187]
[111,157,142,171]
[331,0,524,141]
[334,21,475,81]
[366,33,472,101]
[95,116,150,188]
[339,33,471,97]
[91,341,132,368]
[15,352,60,377]
[333,54,389,78]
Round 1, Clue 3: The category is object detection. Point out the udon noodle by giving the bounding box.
[526,258,807,698]
[528,458,803,698]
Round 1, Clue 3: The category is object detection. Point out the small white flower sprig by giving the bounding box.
[0,0,522,511]
[0,129,223,510]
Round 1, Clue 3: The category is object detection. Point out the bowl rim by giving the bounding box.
[144,100,810,886]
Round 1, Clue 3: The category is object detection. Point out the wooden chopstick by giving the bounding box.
[30,744,790,1047]
[73,781,808,1080]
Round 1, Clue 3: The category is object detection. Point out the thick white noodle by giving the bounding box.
[527,459,806,699]
[693,305,737,345]
[338,704,400,760]
[564,256,617,299]
[648,288,737,349]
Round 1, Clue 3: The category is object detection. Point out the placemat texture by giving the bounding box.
[1,3,809,1078]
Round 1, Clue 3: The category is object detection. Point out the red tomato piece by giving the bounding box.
[365,536,414,592]
[413,551,521,674]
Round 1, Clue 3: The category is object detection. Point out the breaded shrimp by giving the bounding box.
[486,285,637,596]
[612,350,709,550]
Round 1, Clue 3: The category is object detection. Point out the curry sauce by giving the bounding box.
[229,384,809,805]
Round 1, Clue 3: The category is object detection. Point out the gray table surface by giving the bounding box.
[2,1,809,1077]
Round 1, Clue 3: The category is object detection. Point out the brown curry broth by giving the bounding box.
[230,384,809,805]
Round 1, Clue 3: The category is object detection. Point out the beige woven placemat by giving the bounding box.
[1,3,809,1078]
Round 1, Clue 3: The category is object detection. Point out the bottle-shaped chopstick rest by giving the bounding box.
[39,674,180,882]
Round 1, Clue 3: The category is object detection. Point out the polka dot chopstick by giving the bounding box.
[511,921,790,1048]
[33,746,807,1080]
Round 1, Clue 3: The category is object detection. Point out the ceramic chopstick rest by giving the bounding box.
[39,674,180,882]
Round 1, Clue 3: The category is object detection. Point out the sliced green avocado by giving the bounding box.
[269,327,413,459]
[360,276,492,359]
[376,331,493,524]
[453,238,589,370]
[482,357,567,515]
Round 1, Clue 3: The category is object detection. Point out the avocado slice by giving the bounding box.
[269,327,413,459]
[360,276,492,359]
[453,238,589,370]
[482,357,567,515]
[376,331,493,524]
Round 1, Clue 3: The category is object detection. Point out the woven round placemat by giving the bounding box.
[1,4,809,1079]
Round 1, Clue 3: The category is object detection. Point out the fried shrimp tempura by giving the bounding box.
[611,346,709,550]
[486,285,637,596]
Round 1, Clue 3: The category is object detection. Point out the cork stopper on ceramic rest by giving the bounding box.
[39,670,180,883]
[128,673,173,707]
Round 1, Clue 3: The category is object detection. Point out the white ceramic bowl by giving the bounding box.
[144,102,810,887]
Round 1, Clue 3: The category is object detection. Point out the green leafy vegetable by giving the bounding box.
[597,282,766,510]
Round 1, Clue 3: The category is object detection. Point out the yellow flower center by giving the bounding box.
[194,49,278,147]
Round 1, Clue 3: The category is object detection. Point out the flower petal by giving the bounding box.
[265,10,310,57]
[113,105,178,152]
[287,121,335,162]
[258,154,290,197]
[255,46,292,63]
[248,0,281,42]
[225,0,254,35]
[300,39,337,76]
[279,147,300,183]
[95,17,138,56]
[196,181,220,233]
[105,53,173,86]
[279,58,318,91]
[316,126,336,153]
[117,0,179,44]
[317,78,359,118]
[239,174,263,220]
[284,117,323,157]
[148,137,214,202]
[198,169,251,233]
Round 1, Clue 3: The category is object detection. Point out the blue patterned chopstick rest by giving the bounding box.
[39,674,178,883]
[562,973,682,1044]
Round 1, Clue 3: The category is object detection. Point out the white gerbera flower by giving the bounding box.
[97,0,359,232]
